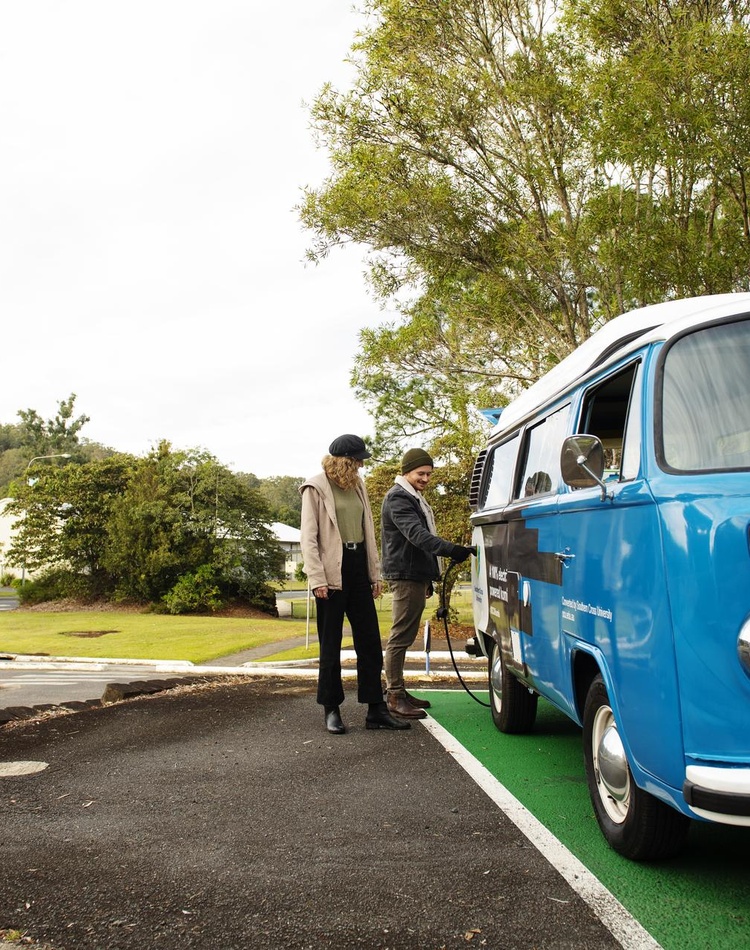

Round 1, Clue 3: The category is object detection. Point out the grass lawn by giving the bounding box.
[0,611,309,665]
[0,588,474,665]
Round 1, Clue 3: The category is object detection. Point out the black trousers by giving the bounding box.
[315,546,384,707]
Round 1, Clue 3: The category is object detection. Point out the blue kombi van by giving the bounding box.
[469,293,750,860]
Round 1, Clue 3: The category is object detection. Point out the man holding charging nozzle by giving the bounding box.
[381,448,474,719]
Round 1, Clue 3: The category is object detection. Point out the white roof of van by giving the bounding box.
[491,293,750,437]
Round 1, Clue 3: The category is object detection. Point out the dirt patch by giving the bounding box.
[59,630,118,638]
[18,598,276,619]
[20,599,145,613]
[422,621,475,651]
[211,605,276,619]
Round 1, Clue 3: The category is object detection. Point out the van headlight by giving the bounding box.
[738,618,750,678]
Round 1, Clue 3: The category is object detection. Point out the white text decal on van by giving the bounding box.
[488,564,508,603]
[561,596,613,622]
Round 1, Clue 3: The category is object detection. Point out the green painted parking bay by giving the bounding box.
[419,689,750,950]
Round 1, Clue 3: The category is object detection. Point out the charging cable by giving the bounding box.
[437,559,490,708]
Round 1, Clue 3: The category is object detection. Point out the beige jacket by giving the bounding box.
[299,471,381,590]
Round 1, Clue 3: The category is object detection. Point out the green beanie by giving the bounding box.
[401,448,434,474]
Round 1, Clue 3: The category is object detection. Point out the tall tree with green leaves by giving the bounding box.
[6,454,136,593]
[256,475,305,528]
[301,0,602,454]
[6,443,285,611]
[17,393,90,459]
[566,0,750,313]
[0,394,99,494]
[301,0,750,460]
[104,443,284,608]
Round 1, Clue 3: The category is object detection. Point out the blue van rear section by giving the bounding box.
[658,478,750,763]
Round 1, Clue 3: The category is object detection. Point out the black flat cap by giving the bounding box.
[328,434,371,460]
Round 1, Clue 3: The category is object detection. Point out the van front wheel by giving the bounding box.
[488,639,537,733]
[583,675,690,860]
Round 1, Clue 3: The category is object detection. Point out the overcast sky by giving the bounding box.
[0,1,393,479]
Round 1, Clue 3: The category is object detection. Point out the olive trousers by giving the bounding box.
[384,578,431,694]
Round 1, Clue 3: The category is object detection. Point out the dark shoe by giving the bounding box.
[366,703,411,730]
[387,693,427,719]
[404,690,431,709]
[324,707,346,734]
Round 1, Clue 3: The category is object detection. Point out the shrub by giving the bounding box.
[18,569,92,605]
[162,565,223,615]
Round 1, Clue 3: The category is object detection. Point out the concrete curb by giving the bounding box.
[0,652,487,727]
[0,653,195,672]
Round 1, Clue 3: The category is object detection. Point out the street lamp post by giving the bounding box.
[25,453,72,475]
[21,453,72,585]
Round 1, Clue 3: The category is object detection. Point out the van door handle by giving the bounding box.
[555,549,575,563]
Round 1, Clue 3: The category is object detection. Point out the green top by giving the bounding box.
[329,481,365,544]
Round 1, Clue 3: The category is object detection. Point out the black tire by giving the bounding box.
[583,675,690,861]
[488,638,538,733]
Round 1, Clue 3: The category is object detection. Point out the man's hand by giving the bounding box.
[451,545,475,563]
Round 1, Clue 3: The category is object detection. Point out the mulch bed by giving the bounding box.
[16,599,272,619]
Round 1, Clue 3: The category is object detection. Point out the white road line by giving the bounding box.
[420,715,662,950]
[0,675,112,685]
[1,671,154,682]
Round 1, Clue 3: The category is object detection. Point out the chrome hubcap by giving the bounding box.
[592,705,630,823]
[490,648,503,707]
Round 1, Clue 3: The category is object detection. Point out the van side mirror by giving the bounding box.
[561,435,611,500]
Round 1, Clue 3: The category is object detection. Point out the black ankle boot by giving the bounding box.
[324,706,345,734]
[366,701,411,731]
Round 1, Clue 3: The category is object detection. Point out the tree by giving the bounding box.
[301,0,750,458]
[6,443,285,611]
[0,447,28,497]
[301,0,604,414]
[0,394,111,495]
[103,443,284,609]
[0,423,23,454]
[6,454,136,594]
[566,0,750,313]
[17,393,90,458]
[257,475,305,528]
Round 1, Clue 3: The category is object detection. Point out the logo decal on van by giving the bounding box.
[484,518,561,641]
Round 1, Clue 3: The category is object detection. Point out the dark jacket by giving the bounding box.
[380,485,466,582]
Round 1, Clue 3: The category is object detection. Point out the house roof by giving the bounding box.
[271,522,301,543]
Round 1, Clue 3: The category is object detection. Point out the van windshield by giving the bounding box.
[660,317,750,471]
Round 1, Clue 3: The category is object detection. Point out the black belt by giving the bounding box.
[343,542,363,550]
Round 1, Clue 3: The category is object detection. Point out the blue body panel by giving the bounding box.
[472,317,750,821]
[654,477,750,762]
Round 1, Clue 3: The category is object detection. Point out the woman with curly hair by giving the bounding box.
[300,434,410,735]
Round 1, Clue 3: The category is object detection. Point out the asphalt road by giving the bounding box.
[0,661,192,709]
[0,677,622,950]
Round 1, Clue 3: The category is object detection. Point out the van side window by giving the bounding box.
[515,405,568,499]
[620,363,642,480]
[579,363,640,481]
[660,318,750,471]
[481,433,519,510]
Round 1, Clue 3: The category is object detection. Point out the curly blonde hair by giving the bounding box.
[322,454,362,490]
